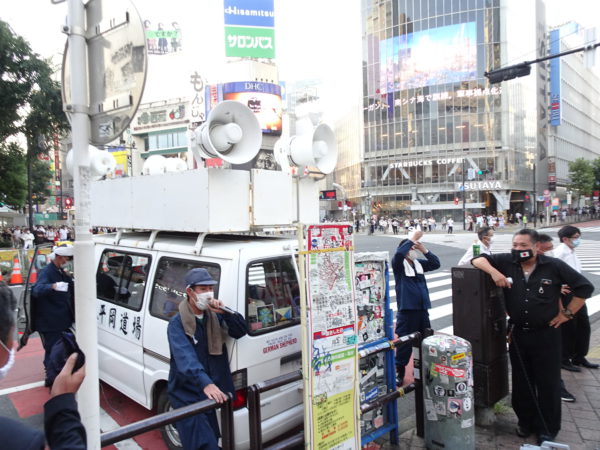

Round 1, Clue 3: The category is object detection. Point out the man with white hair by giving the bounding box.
[32,245,75,386]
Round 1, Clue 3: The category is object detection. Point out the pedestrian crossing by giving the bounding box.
[387,270,600,337]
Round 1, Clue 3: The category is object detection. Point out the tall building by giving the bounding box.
[548,22,600,207]
[342,0,548,222]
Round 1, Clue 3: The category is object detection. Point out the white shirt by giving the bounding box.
[553,242,581,273]
[59,228,68,240]
[458,239,492,266]
[447,219,454,227]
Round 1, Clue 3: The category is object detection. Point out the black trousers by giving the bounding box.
[395,309,430,369]
[509,326,561,436]
[39,331,63,375]
[561,303,591,362]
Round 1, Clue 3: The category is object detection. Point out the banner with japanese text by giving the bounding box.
[301,224,359,449]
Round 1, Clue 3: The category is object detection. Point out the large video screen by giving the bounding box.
[380,22,477,92]
[222,82,282,135]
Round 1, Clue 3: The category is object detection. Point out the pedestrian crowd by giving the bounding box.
[1,225,74,249]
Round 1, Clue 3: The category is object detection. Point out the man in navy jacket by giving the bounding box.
[391,230,441,384]
[0,282,86,449]
[167,268,247,450]
[32,245,74,385]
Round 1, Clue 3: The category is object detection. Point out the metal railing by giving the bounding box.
[100,394,234,448]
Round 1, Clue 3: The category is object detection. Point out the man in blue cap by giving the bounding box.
[167,268,247,450]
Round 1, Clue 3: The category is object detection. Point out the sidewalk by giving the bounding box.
[388,326,600,449]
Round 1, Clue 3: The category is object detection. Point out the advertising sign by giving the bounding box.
[224,25,275,58]
[223,0,275,59]
[301,224,359,450]
[221,82,282,134]
[549,28,561,126]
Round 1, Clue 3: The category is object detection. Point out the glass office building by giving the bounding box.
[348,0,548,220]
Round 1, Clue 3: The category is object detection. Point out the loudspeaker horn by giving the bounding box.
[190,100,262,165]
[284,122,338,174]
[66,146,117,177]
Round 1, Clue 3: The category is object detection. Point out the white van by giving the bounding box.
[92,230,303,449]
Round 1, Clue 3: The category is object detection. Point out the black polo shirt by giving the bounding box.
[474,253,594,328]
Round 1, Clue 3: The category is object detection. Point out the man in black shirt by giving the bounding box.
[472,229,594,444]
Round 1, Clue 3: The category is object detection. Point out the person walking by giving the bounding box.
[472,229,594,444]
[31,245,75,386]
[554,226,599,371]
[391,230,441,385]
[167,268,247,450]
[446,218,454,234]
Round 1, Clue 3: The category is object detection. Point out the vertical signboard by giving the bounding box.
[549,28,561,126]
[224,0,275,59]
[301,224,359,449]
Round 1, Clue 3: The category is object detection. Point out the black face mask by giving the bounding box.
[511,248,534,263]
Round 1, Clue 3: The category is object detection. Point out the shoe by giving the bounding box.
[537,433,556,445]
[516,426,531,438]
[561,361,582,372]
[560,387,576,402]
[572,358,600,369]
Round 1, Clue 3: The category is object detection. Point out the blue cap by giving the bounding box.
[185,268,218,287]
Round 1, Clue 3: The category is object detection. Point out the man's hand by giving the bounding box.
[413,241,427,254]
[203,383,228,403]
[411,230,423,242]
[561,284,571,296]
[491,272,511,288]
[549,311,571,328]
[206,298,227,314]
[50,354,85,397]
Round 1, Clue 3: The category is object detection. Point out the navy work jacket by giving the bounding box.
[167,311,247,449]
[391,239,441,310]
[31,263,74,332]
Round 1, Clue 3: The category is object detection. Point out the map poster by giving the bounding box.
[301,224,359,449]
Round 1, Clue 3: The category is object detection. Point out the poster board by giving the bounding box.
[300,224,359,450]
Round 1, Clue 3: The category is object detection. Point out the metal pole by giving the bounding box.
[66,1,101,448]
[462,159,466,230]
[533,162,537,227]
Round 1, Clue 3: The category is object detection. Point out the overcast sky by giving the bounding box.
[0,0,597,120]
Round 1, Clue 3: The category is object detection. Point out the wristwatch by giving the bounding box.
[561,308,575,320]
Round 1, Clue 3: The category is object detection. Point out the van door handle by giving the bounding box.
[260,400,271,407]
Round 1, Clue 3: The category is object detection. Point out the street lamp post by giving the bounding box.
[462,159,466,230]
[532,161,537,227]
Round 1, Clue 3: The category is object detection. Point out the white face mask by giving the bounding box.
[408,250,420,260]
[0,341,15,380]
[543,250,554,257]
[194,291,213,310]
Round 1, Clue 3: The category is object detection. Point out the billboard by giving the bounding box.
[549,28,561,126]
[380,22,477,92]
[221,82,282,135]
[224,0,275,59]
[143,20,182,55]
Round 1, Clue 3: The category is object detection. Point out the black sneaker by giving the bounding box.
[516,426,531,438]
[572,358,600,369]
[560,387,576,402]
[561,361,582,372]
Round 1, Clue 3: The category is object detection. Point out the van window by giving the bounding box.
[150,258,221,321]
[246,257,300,335]
[96,250,151,311]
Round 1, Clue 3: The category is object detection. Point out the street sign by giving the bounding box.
[62,0,148,146]
[319,190,337,200]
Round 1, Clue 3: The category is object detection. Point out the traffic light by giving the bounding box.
[485,63,531,84]
[477,169,490,175]
[454,197,460,205]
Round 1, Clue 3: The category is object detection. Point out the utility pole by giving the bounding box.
[533,162,537,227]
[462,158,466,230]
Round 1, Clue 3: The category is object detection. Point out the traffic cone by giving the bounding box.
[101,258,109,272]
[0,270,3,281]
[29,264,38,284]
[9,257,23,284]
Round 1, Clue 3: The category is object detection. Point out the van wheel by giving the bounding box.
[157,389,183,450]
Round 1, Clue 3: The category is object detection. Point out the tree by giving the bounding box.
[0,19,69,227]
[0,143,27,208]
[568,158,595,205]
[592,157,600,192]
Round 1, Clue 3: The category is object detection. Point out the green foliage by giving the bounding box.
[0,143,27,208]
[592,158,600,190]
[568,158,595,196]
[30,158,53,204]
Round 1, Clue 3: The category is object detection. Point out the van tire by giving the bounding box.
[157,388,183,450]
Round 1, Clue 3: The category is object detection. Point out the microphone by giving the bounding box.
[220,305,237,314]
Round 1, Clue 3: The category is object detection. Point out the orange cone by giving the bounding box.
[29,264,38,284]
[9,257,23,284]
[0,270,3,281]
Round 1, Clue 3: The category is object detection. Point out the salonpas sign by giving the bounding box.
[458,181,503,190]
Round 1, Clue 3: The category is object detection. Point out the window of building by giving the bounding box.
[246,257,300,335]
[96,250,151,311]
[146,129,187,152]
[149,258,221,321]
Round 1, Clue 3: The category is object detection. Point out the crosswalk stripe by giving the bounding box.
[100,407,141,449]
[425,278,452,289]
[587,294,600,316]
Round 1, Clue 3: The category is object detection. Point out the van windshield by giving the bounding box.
[246,257,300,334]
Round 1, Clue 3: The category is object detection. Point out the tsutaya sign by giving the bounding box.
[389,157,464,168]
[458,180,504,190]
